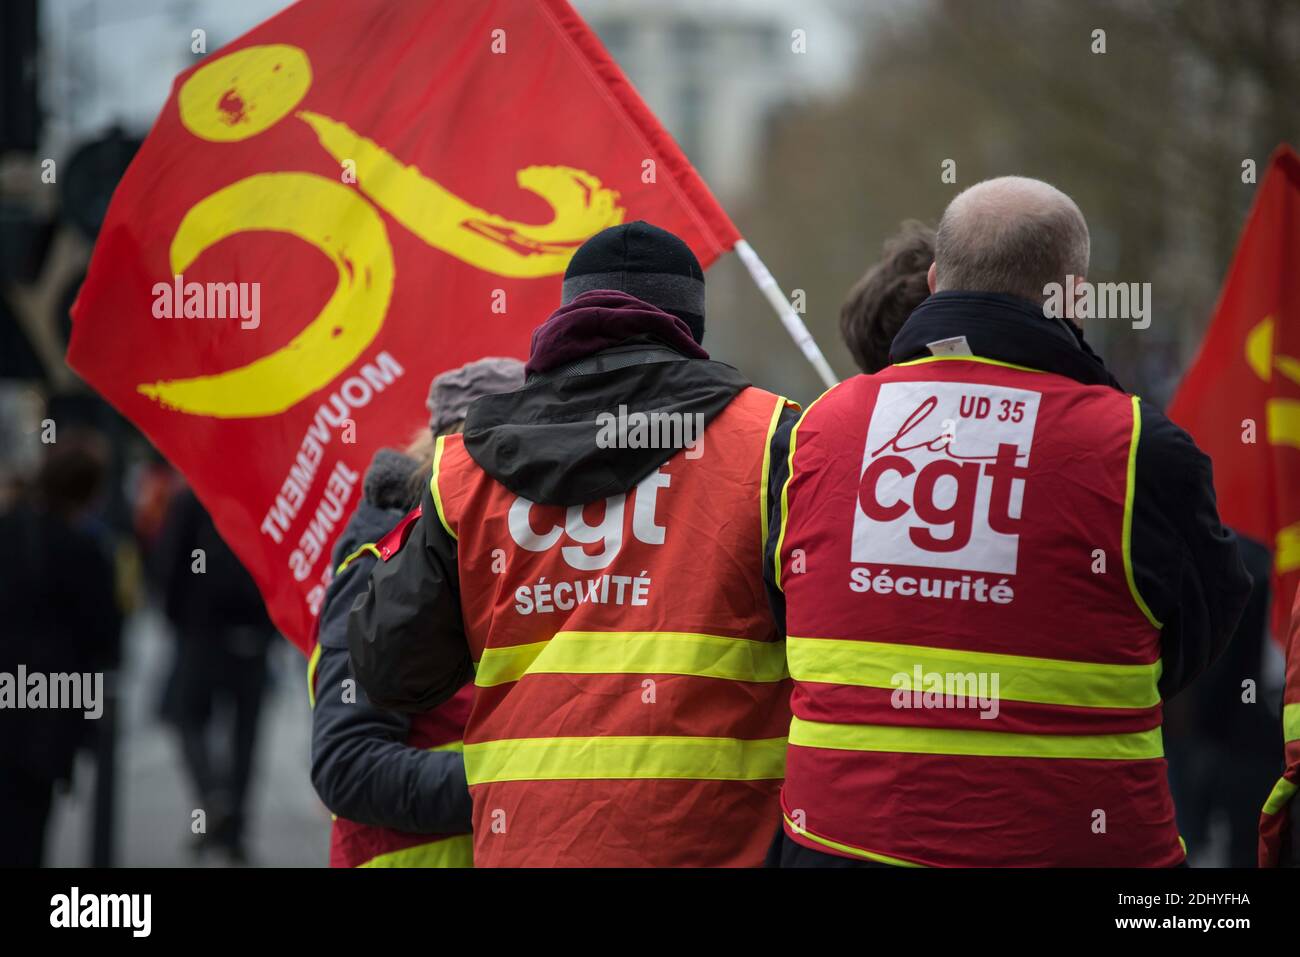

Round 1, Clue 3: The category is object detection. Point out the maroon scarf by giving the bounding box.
[525,290,707,377]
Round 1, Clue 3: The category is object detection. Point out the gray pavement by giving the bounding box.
[47,607,331,867]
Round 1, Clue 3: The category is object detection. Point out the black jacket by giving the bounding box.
[153,488,272,638]
[347,338,797,713]
[310,450,473,834]
[776,291,1250,700]
[0,501,121,781]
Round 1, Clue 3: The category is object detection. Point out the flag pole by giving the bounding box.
[733,239,839,390]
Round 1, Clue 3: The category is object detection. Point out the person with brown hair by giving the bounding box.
[0,428,121,866]
[839,220,935,374]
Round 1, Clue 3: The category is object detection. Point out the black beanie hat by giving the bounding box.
[561,221,706,343]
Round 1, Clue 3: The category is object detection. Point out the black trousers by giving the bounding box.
[0,766,56,867]
[168,628,270,849]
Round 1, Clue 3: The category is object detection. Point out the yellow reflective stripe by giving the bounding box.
[787,636,1160,710]
[474,631,788,688]
[1262,776,1298,816]
[1123,395,1163,629]
[429,740,464,753]
[464,734,787,785]
[306,641,323,710]
[1285,702,1300,744]
[893,354,1049,375]
[774,385,839,591]
[782,814,925,867]
[785,813,1184,866]
[358,833,473,868]
[773,408,805,592]
[759,394,788,556]
[335,542,381,575]
[789,716,1164,761]
[428,434,457,541]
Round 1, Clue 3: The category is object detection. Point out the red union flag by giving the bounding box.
[68,0,740,653]
[1167,145,1300,638]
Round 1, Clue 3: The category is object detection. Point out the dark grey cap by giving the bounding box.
[560,221,706,342]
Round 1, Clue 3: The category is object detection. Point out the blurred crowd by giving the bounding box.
[0,398,278,866]
[0,205,1286,867]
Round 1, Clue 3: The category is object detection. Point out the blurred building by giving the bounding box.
[577,0,861,203]
[32,0,861,205]
[38,0,288,162]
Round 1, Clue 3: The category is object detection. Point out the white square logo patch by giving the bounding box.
[851,380,1041,574]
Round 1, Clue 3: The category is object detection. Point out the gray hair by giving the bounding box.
[934,176,1090,303]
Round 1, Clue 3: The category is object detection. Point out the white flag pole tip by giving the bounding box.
[733,239,839,390]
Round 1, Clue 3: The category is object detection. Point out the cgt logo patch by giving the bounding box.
[853,380,1040,574]
[508,467,670,571]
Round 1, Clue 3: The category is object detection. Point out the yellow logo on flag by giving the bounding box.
[140,44,624,418]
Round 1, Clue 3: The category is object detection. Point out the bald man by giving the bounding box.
[765,176,1249,867]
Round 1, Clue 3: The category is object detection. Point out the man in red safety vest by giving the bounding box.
[768,176,1251,867]
[349,222,798,866]
[1260,583,1300,866]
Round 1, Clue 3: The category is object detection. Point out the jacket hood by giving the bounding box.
[890,291,1124,390]
[329,449,418,572]
[464,293,748,506]
[362,448,420,511]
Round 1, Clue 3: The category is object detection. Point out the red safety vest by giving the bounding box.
[1260,583,1300,866]
[309,521,474,868]
[325,688,475,868]
[775,355,1183,867]
[432,386,795,866]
